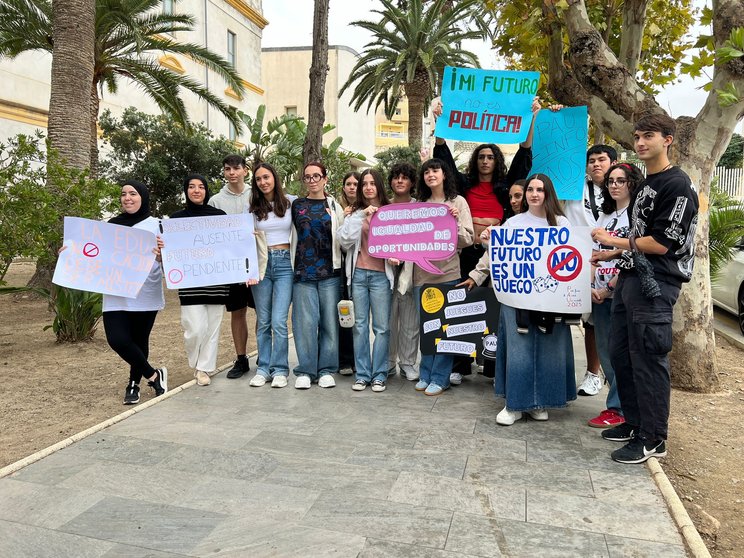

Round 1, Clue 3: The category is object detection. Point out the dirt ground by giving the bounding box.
[1,261,742,556]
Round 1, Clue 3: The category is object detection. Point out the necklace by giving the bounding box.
[615,205,628,218]
[660,163,673,173]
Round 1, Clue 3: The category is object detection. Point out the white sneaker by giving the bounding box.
[318,375,336,388]
[271,375,288,388]
[496,407,523,426]
[450,372,463,385]
[577,371,602,396]
[295,375,311,389]
[195,370,211,386]
[249,374,267,387]
[528,409,549,421]
[402,368,420,381]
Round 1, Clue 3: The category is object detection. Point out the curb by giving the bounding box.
[647,458,712,558]
[713,324,744,351]
[0,351,256,480]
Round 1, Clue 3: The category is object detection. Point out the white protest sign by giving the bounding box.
[53,217,156,298]
[160,214,258,289]
[489,226,592,313]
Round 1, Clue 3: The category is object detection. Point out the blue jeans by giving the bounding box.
[592,299,621,413]
[252,250,293,378]
[292,276,341,380]
[351,268,392,382]
[414,282,456,388]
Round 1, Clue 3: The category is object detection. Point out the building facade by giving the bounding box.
[261,45,376,164]
[0,0,266,144]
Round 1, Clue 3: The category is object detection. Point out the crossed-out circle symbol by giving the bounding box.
[82,243,99,258]
[168,269,184,284]
[547,245,582,282]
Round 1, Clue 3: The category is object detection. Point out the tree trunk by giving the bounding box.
[303,0,330,165]
[404,69,431,149]
[48,0,95,171]
[556,0,744,392]
[30,0,96,290]
[90,81,100,178]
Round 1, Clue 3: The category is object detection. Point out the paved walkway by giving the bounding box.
[0,334,688,557]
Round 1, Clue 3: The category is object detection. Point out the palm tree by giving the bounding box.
[339,0,484,148]
[0,0,246,173]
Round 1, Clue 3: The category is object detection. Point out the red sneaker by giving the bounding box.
[588,409,625,428]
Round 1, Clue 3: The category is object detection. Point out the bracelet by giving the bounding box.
[606,284,615,292]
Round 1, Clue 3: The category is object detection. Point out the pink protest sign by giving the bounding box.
[368,202,457,275]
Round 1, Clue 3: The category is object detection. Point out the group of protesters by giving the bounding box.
[100,99,698,465]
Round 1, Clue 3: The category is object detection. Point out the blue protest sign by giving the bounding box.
[530,106,589,201]
[437,66,540,144]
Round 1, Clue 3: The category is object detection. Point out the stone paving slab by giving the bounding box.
[0,334,688,557]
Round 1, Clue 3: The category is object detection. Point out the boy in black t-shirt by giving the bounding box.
[591,114,698,464]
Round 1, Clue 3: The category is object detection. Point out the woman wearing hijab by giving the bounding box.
[104,180,167,405]
[169,174,229,387]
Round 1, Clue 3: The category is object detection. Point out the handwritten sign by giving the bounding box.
[368,202,456,275]
[53,217,156,298]
[419,284,500,356]
[530,106,589,200]
[437,66,540,144]
[160,214,258,289]
[489,226,593,313]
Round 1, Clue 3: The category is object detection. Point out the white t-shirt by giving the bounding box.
[505,210,571,228]
[563,181,604,227]
[593,208,630,291]
[102,216,165,312]
[255,195,296,246]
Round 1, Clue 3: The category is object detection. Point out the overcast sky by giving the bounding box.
[261,1,741,133]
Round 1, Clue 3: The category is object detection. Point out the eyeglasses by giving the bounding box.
[607,178,628,187]
[477,154,495,161]
[302,173,324,183]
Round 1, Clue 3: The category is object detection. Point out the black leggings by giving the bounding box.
[103,311,158,383]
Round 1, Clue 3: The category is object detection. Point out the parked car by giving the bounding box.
[712,242,744,334]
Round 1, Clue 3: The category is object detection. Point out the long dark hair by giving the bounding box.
[466,143,507,186]
[418,158,458,202]
[600,163,644,215]
[522,173,564,226]
[353,168,389,211]
[340,171,360,208]
[250,162,290,221]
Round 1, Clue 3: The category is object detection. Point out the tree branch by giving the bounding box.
[618,0,648,74]
[563,0,661,143]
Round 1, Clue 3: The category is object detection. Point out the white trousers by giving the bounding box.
[180,304,224,372]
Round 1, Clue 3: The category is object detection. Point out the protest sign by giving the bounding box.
[436,66,540,144]
[160,213,258,289]
[530,106,589,200]
[419,284,500,357]
[489,225,593,313]
[53,217,156,298]
[368,202,456,274]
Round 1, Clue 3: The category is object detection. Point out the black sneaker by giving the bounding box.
[601,422,636,442]
[611,437,667,464]
[147,367,168,396]
[123,381,140,405]
[226,357,248,379]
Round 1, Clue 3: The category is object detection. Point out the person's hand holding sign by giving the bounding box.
[154,235,164,262]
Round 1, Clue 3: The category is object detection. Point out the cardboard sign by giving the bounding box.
[53,217,156,298]
[437,66,540,144]
[489,225,593,313]
[368,202,457,275]
[160,213,258,288]
[530,106,589,201]
[419,284,500,357]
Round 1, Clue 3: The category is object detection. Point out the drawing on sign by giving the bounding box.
[547,245,583,282]
[83,243,99,258]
